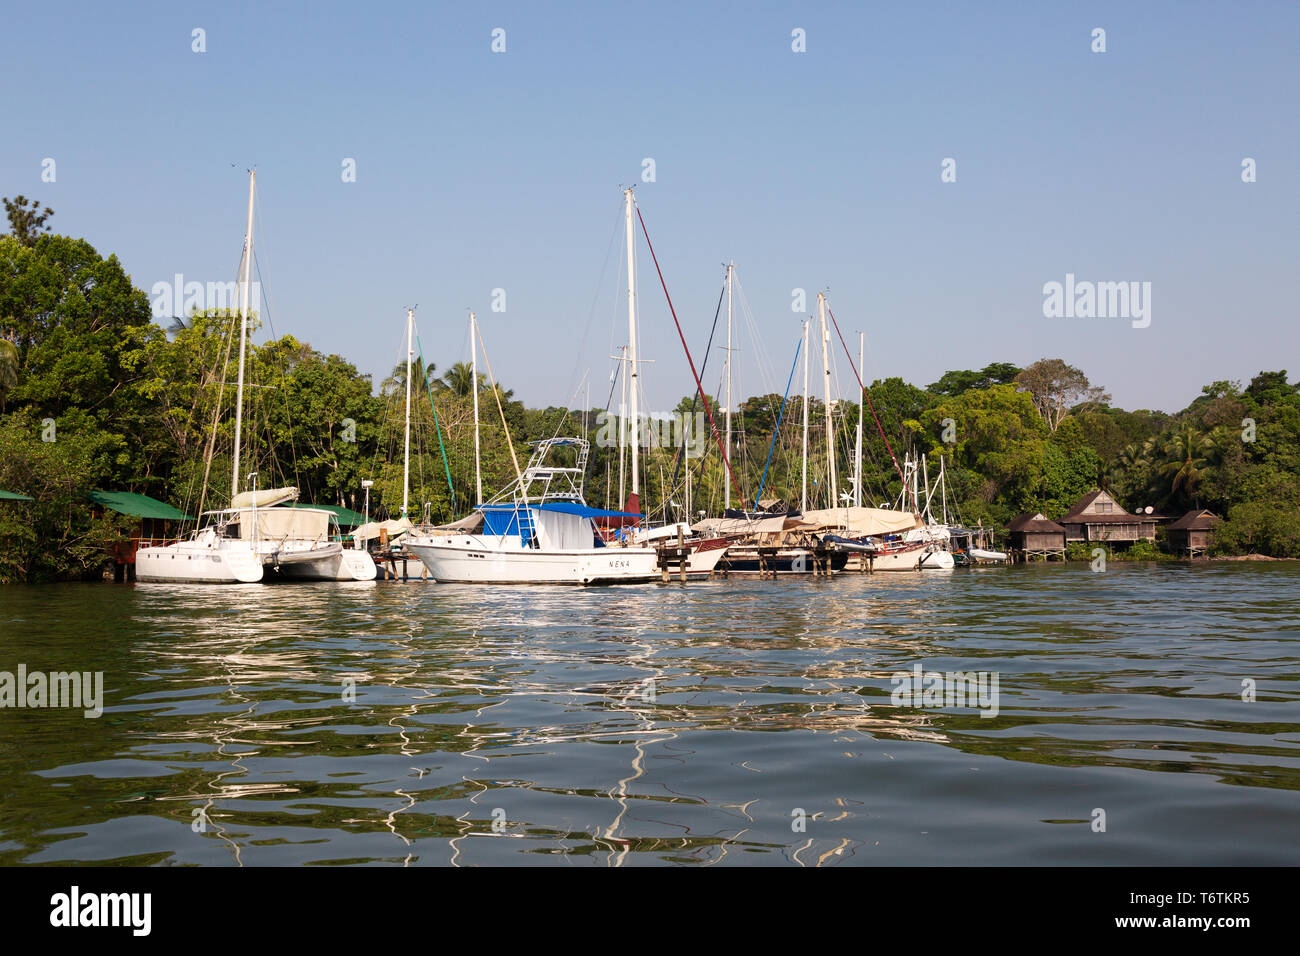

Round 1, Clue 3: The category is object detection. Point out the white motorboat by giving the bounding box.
[406,438,660,585]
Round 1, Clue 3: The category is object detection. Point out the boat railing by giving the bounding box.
[106,536,186,561]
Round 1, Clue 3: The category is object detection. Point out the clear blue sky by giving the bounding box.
[4,1,1297,413]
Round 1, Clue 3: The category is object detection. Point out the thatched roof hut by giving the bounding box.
[1007,512,1067,555]
[1167,509,1221,556]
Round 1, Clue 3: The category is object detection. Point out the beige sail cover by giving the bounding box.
[406,512,486,539]
[435,512,485,532]
[238,506,329,541]
[351,516,414,545]
[231,486,299,509]
[693,514,794,536]
[799,507,923,536]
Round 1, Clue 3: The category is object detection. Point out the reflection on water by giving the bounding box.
[1,563,1298,866]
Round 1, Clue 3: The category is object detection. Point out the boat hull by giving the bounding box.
[857,543,954,571]
[683,539,729,576]
[919,549,956,570]
[270,547,377,581]
[135,542,264,583]
[406,537,659,584]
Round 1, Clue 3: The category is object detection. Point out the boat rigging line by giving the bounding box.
[414,324,457,515]
[825,303,908,498]
[754,329,803,509]
[669,277,727,489]
[472,319,526,491]
[634,204,745,504]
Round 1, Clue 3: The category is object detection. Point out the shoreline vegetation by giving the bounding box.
[2,201,1299,583]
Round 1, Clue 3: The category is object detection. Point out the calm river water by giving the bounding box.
[1,562,1297,866]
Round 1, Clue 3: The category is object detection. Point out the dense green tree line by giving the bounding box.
[2,212,1298,581]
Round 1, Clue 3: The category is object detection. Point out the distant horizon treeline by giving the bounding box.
[2,203,1299,581]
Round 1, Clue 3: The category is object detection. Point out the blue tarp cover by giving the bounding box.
[481,506,528,542]
[533,502,643,520]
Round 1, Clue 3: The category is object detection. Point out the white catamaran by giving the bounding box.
[136,171,376,584]
[137,487,375,583]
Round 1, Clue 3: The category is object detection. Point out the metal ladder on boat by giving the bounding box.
[515,506,538,549]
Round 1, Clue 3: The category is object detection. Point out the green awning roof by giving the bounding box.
[89,490,190,520]
[0,489,33,501]
[288,502,366,527]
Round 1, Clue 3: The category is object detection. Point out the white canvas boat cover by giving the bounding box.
[238,506,329,541]
[800,507,922,536]
[632,521,692,543]
[231,486,299,509]
[351,516,414,545]
[694,514,792,536]
[436,511,485,532]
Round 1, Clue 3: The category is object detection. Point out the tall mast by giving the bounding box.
[618,345,627,507]
[912,453,920,513]
[940,456,949,525]
[922,453,931,522]
[801,318,809,512]
[724,262,733,511]
[623,188,640,503]
[818,293,837,510]
[231,169,256,497]
[684,432,691,518]
[402,307,413,517]
[855,331,864,509]
[470,311,482,504]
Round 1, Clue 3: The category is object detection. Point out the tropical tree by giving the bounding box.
[381,356,437,397]
[1157,423,1216,508]
[1014,358,1110,432]
[928,362,1022,396]
[439,361,481,397]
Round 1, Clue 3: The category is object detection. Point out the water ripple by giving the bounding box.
[1,562,1297,865]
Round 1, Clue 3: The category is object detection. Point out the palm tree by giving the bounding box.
[382,357,436,397]
[1104,438,1154,498]
[1158,424,1214,507]
[439,361,480,398]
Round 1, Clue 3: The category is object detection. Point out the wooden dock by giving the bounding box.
[656,528,691,583]
[373,550,426,581]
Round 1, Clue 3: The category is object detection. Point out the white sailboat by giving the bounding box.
[785,297,950,571]
[852,453,953,570]
[139,486,375,583]
[136,171,376,583]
